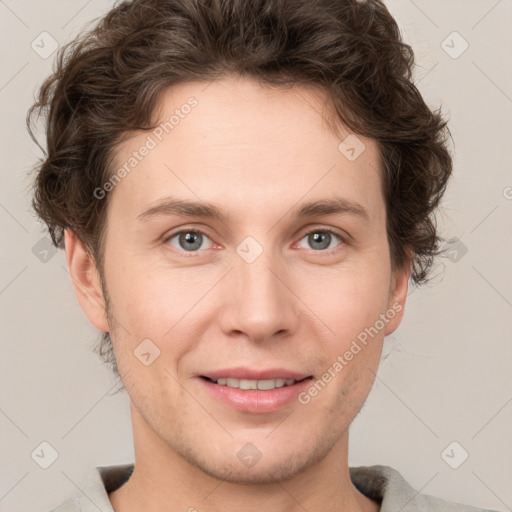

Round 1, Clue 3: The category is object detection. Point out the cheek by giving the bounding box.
[105,258,179,330]
[104,259,214,374]
[307,265,390,347]
[314,275,387,407]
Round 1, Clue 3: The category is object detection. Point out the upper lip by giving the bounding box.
[200,367,312,381]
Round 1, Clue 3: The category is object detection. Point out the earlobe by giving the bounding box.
[384,256,412,336]
[64,229,109,332]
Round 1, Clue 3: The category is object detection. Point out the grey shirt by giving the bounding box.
[49,463,499,512]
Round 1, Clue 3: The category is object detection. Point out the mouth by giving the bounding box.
[198,371,314,413]
[200,375,312,390]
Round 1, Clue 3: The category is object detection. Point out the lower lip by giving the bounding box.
[199,377,313,413]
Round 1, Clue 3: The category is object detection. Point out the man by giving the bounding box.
[27,0,499,510]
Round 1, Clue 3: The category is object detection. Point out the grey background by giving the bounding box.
[0,0,511,510]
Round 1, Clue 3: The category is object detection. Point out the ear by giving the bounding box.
[384,252,412,336]
[64,229,109,332]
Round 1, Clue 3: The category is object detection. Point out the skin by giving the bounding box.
[65,74,410,512]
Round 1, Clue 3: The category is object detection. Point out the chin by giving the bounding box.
[197,458,308,484]
[178,438,332,485]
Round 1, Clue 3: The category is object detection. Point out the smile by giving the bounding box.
[202,376,309,390]
[199,373,314,413]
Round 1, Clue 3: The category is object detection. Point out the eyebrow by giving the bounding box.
[137,196,370,222]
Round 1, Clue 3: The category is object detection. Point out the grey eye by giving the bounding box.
[167,231,213,252]
[298,231,342,251]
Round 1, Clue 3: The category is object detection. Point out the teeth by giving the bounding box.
[211,378,298,390]
[240,379,258,390]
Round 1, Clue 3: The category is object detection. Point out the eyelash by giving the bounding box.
[163,227,346,256]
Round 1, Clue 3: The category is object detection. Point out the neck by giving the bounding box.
[109,404,379,512]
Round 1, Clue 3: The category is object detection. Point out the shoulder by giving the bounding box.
[350,464,501,512]
[46,463,134,512]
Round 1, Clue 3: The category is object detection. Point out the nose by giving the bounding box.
[217,249,300,344]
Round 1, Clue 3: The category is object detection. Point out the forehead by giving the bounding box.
[108,75,384,226]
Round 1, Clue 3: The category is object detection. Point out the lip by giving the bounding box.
[198,367,314,414]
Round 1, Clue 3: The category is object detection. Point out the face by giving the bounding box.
[70,74,409,484]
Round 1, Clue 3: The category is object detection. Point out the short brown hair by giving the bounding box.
[28,0,453,379]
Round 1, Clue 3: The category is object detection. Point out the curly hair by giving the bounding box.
[27,0,453,381]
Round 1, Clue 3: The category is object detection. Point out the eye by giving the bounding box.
[164,227,345,254]
[296,228,344,252]
[165,230,214,252]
